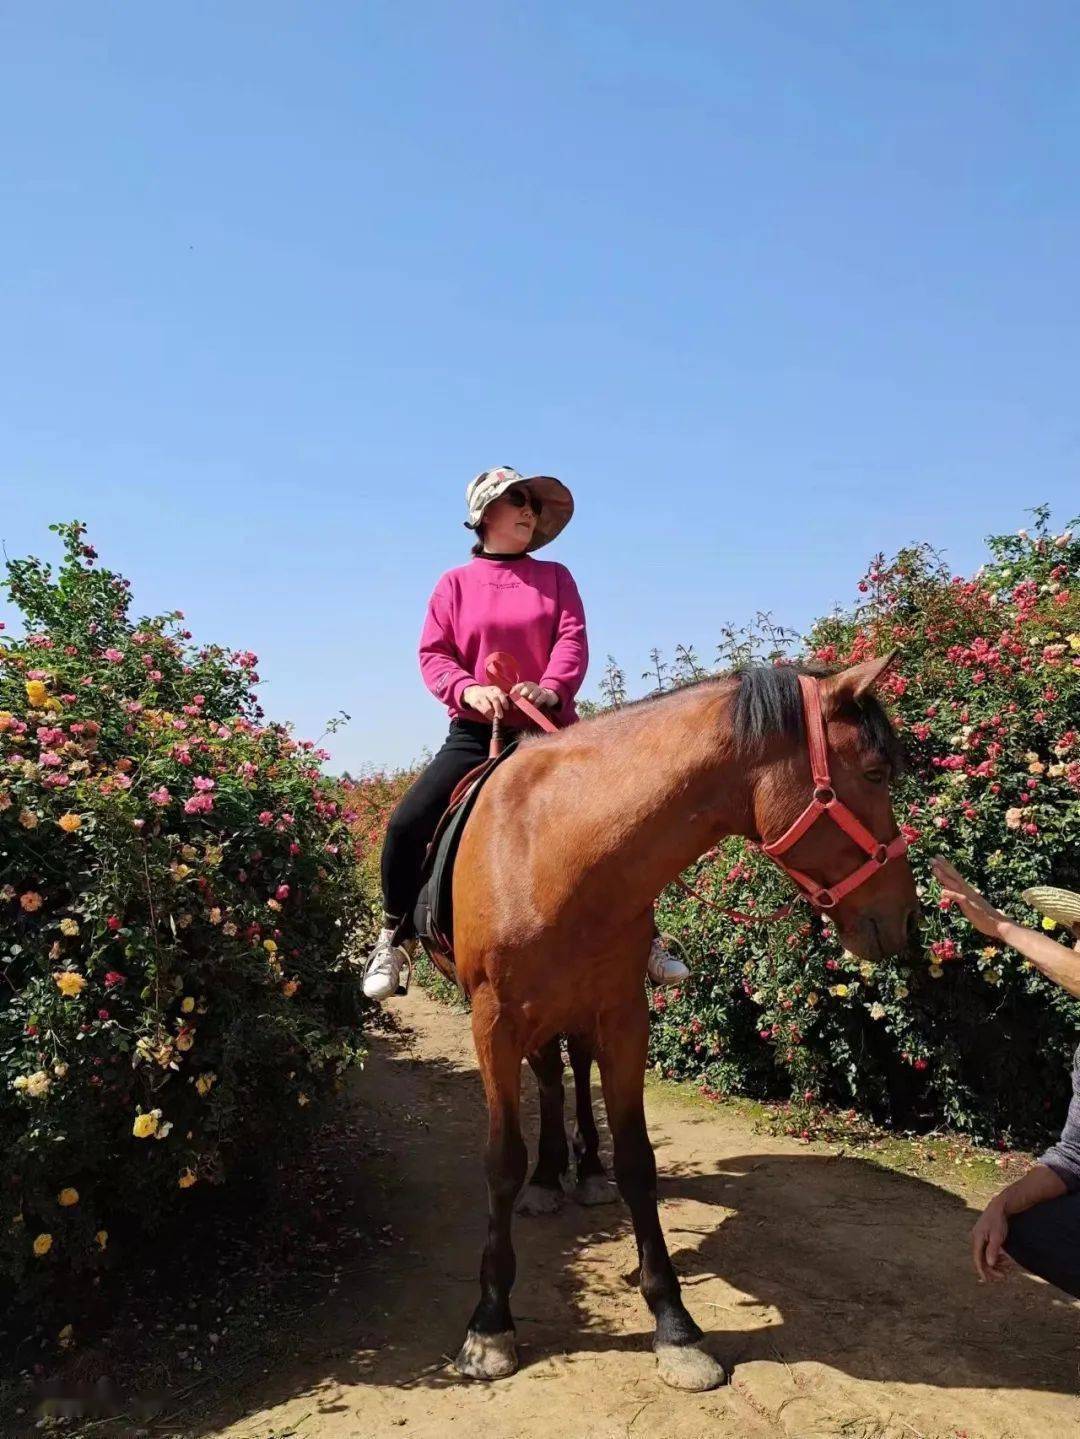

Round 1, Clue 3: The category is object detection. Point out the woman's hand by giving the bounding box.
[931,857,1009,940]
[510,681,559,709]
[971,1197,1011,1283]
[462,685,510,721]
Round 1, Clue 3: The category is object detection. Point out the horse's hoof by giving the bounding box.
[574,1174,618,1207]
[516,1183,564,1216]
[454,1329,519,1381]
[655,1343,726,1392]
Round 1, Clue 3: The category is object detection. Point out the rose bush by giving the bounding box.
[653,507,1080,1146]
[0,523,367,1290]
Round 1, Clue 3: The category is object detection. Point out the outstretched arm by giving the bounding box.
[931,857,1080,998]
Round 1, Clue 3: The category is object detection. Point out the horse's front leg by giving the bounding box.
[455,990,528,1381]
[595,994,726,1392]
[517,1037,569,1215]
[567,1034,617,1206]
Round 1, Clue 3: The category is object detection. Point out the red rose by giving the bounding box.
[106,916,121,931]
[103,971,125,989]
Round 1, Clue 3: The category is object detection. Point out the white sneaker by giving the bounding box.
[647,934,690,987]
[362,928,410,1001]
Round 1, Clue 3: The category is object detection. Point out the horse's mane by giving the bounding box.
[732,663,903,767]
[576,662,902,767]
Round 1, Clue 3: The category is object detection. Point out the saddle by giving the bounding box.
[402,740,519,983]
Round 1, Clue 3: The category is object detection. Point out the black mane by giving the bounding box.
[732,663,903,767]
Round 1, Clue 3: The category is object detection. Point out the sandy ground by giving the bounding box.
[203,988,1080,1439]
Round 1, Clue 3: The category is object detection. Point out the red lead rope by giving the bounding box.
[485,651,560,755]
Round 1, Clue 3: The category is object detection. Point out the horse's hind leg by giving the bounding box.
[568,1035,617,1206]
[595,995,726,1392]
[455,990,528,1381]
[517,1037,569,1216]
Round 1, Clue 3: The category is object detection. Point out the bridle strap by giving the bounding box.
[761,674,907,910]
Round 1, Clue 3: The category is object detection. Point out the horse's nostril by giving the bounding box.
[905,907,922,947]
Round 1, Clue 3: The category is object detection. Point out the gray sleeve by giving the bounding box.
[1039,1045,1080,1193]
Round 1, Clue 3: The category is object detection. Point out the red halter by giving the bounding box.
[761,674,908,910]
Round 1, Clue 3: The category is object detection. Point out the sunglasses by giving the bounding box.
[503,486,542,517]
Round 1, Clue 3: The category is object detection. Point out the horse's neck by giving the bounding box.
[578,683,756,900]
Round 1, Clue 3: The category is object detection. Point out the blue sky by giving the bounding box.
[2,3,1077,771]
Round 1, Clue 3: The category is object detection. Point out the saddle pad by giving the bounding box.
[410,740,519,959]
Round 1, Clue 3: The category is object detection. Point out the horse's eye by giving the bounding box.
[864,767,888,785]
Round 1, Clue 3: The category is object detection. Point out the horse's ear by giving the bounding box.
[828,649,899,703]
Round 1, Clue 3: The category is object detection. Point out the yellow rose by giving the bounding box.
[929,964,945,980]
[57,813,83,833]
[178,1168,198,1189]
[1067,633,1080,654]
[0,711,13,730]
[59,918,79,937]
[58,1324,74,1348]
[263,938,278,954]
[25,680,48,708]
[57,1187,79,1207]
[831,984,849,998]
[180,996,195,1014]
[1042,916,1058,931]
[45,698,62,713]
[95,1230,108,1249]
[195,1071,216,1097]
[132,1112,159,1139]
[21,1069,51,1098]
[176,1028,195,1052]
[33,1232,53,1257]
[53,971,87,998]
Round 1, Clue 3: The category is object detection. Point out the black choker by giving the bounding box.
[477,551,528,561]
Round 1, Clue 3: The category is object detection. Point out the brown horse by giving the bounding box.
[450,656,918,1390]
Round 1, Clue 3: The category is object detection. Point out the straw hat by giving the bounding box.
[1022,886,1080,931]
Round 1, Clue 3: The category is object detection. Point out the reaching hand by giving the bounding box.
[931,857,1009,940]
[462,685,510,721]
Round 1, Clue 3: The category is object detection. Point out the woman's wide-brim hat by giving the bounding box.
[1022,886,1080,931]
[464,466,574,553]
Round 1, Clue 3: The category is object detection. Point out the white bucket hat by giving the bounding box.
[464,466,574,552]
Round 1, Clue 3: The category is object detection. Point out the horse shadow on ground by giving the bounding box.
[186,1025,1080,1435]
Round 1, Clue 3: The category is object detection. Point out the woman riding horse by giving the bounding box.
[361,466,688,1000]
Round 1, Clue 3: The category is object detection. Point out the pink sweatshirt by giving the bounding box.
[419,555,589,726]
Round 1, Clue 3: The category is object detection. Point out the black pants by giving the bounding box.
[381,720,495,928]
[1005,1190,1080,1299]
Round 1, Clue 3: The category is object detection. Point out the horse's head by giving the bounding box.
[742,655,920,961]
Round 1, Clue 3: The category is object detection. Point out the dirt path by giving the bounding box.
[206,989,1080,1439]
